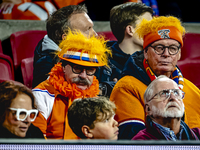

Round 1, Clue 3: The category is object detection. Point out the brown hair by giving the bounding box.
[0,81,36,124]
[110,2,153,43]
[46,4,88,45]
[68,96,116,138]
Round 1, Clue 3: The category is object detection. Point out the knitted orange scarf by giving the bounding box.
[48,63,100,100]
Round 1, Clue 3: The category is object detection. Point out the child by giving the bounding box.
[68,96,119,140]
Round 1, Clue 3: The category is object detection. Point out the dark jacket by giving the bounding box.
[132,117,200,140]
[95,41,131,96]
[32,38,59,88]
[0,124,44,138]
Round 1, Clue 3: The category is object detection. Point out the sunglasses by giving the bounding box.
[9,108,38,122]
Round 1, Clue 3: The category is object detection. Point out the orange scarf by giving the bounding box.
[48,63,100,100]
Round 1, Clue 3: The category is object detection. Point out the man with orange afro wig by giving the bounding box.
[110,16,200,139]
[32,30,111,139]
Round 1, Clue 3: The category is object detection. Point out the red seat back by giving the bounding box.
[181,33,200,60]
[0,53,14,81]
[97,31,117,41]
[10,30,47,70]
[177,59,200,89]
[21,57,34,89]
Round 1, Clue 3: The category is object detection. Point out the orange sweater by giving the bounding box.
[110,75,200,129]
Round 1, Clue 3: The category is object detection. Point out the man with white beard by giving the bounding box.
[132,75,200,140]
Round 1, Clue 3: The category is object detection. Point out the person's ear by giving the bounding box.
[81,125,93,139]
[144,48,148,60]
[145,104,151,115]
[62,33,67,40]
[125,25,134,37]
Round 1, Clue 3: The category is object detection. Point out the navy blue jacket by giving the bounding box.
[95,41,131,96]
[32,39,59,88]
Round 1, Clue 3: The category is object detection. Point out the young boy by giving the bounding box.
[67,97,119,140]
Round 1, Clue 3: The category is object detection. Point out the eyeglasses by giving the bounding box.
[150,44,181,55]
[9,108,38,122]
[70,64,97,76]
[148,89,185,102]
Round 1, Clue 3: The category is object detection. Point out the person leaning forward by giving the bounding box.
[110,16,200,139]
[32,30,111,139]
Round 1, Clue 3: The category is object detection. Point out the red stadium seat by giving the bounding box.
[180,33,200,60]
[97,31,117,41]
[177,59,200,89]
[10,30,47,71]
[21,57,34,89]
[0,53,14,81]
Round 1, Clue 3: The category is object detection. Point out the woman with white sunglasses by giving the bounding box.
[0,81,44,138]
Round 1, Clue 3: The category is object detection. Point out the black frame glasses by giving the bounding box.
[70,63,97,76]
[149,44,181,55]
[148,89,185,102]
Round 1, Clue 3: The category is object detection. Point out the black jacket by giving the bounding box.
[0,124,44,138]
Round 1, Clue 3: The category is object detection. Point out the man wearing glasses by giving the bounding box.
[110,16,200,139]
[32,30,111,139]
[133,75,200,140]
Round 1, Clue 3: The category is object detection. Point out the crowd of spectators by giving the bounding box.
[0,1,200,142]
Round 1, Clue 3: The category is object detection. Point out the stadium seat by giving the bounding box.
[0,53,14,81]
[10,30,47,71]
[177,59,200,89]
[97,31,117,41]
[180,33,200,60]
[21,57,34,89]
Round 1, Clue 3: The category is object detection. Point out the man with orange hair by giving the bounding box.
[110,16,200,139]
[32,30,111,139]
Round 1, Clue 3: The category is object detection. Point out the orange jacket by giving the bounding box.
[32,80,77,139]
[110,75,200,129]
[32,73,99,139]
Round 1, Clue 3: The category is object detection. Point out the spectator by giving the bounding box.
[0,81,44,139]
[0,0,56,20]
[32,30,111,139]
[133,75,200,140]
[32,4,97,88]
[68,97,118,140]
[110,16,200,139]
[96,2,153,97]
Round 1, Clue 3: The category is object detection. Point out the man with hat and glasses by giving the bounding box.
[133,75,200,140]
[32,30,111,139]
[110,16,200,139]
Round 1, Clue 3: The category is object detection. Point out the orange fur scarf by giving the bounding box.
[49,63,100,100]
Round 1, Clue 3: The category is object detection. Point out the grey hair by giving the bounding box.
[144,75,170,103]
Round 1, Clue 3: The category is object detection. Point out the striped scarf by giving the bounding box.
[143,59,184,89]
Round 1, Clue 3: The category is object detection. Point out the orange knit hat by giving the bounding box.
[135,16,186,49]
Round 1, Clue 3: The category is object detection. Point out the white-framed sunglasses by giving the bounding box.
[9,108,38,122]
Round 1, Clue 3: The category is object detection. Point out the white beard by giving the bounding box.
[150,101,185,118]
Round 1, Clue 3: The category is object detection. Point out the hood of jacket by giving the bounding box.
[122,50,151,86]
[106,41,131,71]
